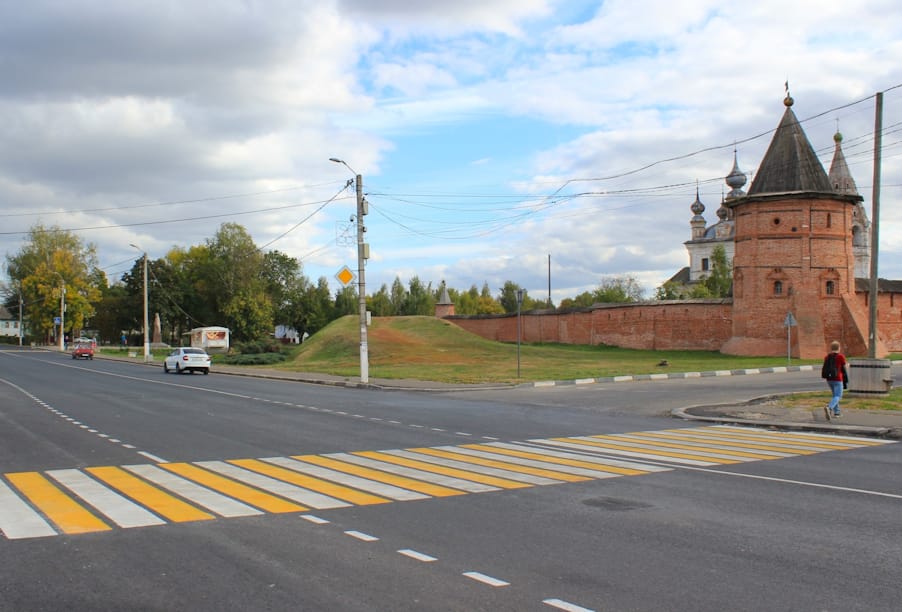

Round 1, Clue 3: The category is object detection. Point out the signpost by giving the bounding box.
[783,312,797,365]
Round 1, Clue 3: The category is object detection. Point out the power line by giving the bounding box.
[0,181,346,219]
[0,195,354,236]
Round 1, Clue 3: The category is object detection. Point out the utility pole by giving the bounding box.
[18,294,23,346]
[355,173,369,384]
[142,252,150,361]
[868,91,883,358]
[131,244,151,362]
[330,158,370,384]
[547,254,552,308]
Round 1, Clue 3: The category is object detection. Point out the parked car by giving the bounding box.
[163,347,211,375]
[71,342,94,360]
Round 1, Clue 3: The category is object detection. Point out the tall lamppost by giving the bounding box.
[130,244,150,362]
[329,157,369,384]
[58,279,66,352]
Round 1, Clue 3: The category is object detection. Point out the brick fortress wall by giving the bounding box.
[444,293,901,356]
[447,300,733,351]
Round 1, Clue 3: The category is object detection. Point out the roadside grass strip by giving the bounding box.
[1,425,893,539]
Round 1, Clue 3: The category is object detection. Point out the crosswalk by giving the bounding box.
[1,425,892,540]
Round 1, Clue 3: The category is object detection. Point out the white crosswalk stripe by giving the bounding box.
[47,469,165,528]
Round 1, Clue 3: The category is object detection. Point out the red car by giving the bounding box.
[72,343,94,360]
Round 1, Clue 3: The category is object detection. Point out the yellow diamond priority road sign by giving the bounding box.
[335,265,356,287]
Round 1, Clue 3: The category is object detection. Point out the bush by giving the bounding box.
[220,352,287,366]
[232,339,282,355]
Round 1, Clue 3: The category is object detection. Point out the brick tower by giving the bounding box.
[720,92,876,359]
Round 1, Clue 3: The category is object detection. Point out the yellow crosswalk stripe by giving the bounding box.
[463,444,654,475]
[712,426,889,446]
[668,427,874,450]
[626,431,811,455]
[292,455,466,498]
[353,451,533,489]
[408,447,590,482]
[159,463,306,513]
[549,437,740,464]
[587,434,779,460]
[86,466,215,523]
[228,459,390,506]
[5,472,110,535]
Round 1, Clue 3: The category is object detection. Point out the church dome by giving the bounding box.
[725,150,746,198]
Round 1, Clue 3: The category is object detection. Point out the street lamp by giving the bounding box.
[330,157,369,384]
[130,244,150,362]
[58,279,66,352]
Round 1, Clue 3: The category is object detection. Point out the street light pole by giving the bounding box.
[330,158,369,384]
[59,280,66,352]
[130,244,150,362]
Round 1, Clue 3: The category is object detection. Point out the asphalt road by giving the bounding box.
[1,346,900,611]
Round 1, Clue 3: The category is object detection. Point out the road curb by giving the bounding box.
[524,365,818,388]
[671,403,897,439]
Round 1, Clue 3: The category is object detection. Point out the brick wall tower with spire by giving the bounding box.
[435,281,455,318]
[720,92,881,358]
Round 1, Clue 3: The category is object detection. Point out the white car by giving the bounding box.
[163,347,211,375]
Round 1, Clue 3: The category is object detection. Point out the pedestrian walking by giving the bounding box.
[821,340,849,421]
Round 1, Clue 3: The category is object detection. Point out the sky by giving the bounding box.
[2,0,902,306]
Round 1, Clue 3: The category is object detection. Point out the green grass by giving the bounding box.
[95,316,901,410]
[282,315,829,384]
[776,387,902,412]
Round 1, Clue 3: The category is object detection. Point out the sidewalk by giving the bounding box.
[675,397,902,440]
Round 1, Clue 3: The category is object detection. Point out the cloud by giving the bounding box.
[2,0,901,307]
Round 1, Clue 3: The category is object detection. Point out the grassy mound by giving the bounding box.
[285,315,822,384]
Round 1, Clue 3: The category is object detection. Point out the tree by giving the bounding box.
[389,277,406,315]
[262,250,311,334]
[202,223,273,341]
[402,276,433,315]
[334,285,358,317]
[498,280,541,313]
[454,285,481,315]
[558,291,595,309]
[593,276,644,303]
[300,277,334,335]
[369,284,393,317]
[5,224,103,342]
[702,245,732,298]
[477,282,504,314]
[655,280,687,301]
[92,284,131,344]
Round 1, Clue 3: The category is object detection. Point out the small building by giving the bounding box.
[188,326,230,353]
[0,305,23,341]
[275,325,301,344]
